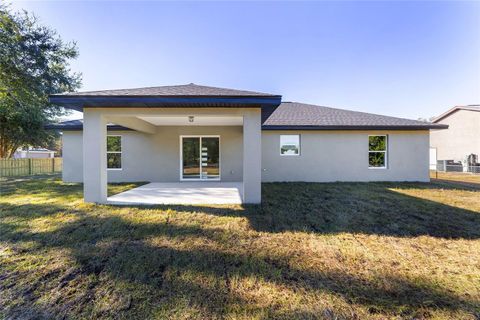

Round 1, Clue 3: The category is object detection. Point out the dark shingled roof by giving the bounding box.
[45,84,448,131]
[262,102,447,130]
[53,83,278,97]
[49,84,282,112]
[47,102,447,131]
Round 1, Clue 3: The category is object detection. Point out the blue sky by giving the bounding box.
[11,1,480,120]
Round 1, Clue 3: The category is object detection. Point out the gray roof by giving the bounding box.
[54,83,279,97]
[46,84,447,131]
[262,102,447,130]
[47,102,447,131]
[432,105,480,123]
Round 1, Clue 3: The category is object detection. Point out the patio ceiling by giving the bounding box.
[137,115,243,126]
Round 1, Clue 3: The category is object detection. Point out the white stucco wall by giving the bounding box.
[261,131,430,182]
[62,131,83,182]
[430,110,480,162]
[62,126,243,183]
[63,128,430,183]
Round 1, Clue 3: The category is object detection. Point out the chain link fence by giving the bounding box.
[436,161,480,175]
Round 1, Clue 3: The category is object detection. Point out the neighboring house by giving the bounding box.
[13,148,55,159]
[48,83,446,204]
[430,105,480,163]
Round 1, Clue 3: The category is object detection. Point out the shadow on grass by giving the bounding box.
[2,178,480,240]
[0,175,145,199]
[1,213,478,319]
[112,181,480,239]
[252,181,480,239]
[0,175,82,198]
[1,178,480,318]
[5,177,480,239]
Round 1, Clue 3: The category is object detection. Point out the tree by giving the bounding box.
[0,4,81,158]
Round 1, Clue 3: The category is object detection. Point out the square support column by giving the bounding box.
[83,109,107,203]
[243,109,262,204]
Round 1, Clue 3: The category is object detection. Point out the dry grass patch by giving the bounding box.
[0,177,479,319]
[430,170,480,187]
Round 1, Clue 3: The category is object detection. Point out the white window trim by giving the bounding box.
[179,135,221,181]
[368,134,388,169]
[107,135,122,171]
[279,134,301,156]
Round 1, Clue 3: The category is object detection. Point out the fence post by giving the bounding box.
[52,158,55,173]
[28,158,32,175]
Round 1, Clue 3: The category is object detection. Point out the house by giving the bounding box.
[13,148,55,159]
[48,84,446,204]
[430,105,480,165]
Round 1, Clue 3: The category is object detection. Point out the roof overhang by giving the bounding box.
[49,123,448,132]
[49,95,283,112]
[262,124,449,130]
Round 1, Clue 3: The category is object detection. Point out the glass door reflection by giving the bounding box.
[182,136,220,180]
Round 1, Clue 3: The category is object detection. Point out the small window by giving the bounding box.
[107,135,122,169]
[368,135,387,168]
[280,135,300,156]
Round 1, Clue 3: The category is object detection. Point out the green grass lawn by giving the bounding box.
[0,176,479,319]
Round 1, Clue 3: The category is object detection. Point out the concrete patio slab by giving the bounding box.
[107,182,243,205]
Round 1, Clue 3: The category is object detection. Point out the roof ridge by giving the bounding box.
[56,83,278,97]
[57,83,194,95]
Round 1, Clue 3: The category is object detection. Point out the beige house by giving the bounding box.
[48,84,446,205]
[430,105,480,162]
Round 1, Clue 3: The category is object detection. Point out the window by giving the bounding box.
[280,135,300,156]
[368,135,387,168]
[107,135,122,169]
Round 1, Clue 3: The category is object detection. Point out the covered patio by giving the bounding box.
[50,84,282,205]
[81,108,260,204]
[107,182,243,205]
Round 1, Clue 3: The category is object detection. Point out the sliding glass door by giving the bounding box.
[182,137,201,179]
[181,136,220,180]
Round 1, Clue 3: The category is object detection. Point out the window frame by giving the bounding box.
[368,134,387,169]
[279,134,301,156]
[107,135,122,170]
